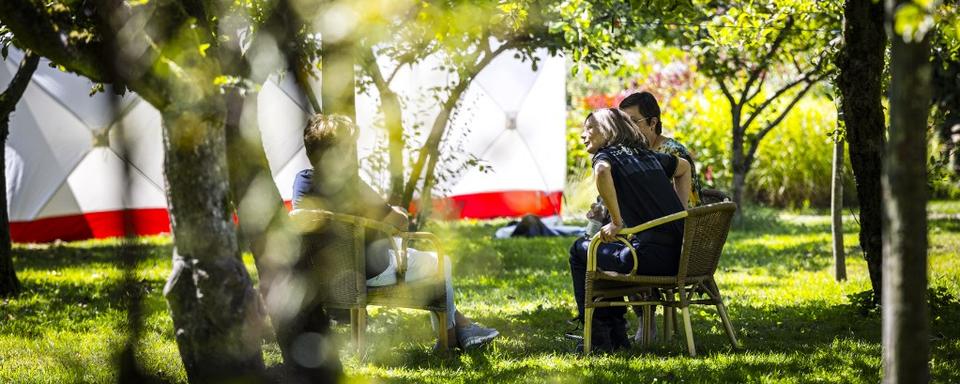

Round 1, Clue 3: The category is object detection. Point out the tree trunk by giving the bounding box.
[360,48,406,204]
[832,138,846,281]
[882,0,932,381]
[731,121,746,210]
[400,43,513,212]
[0,51,39,297]
[0,123,17,298]
[321,41,356,118]
[837,0,886,302]
[377,75,406,205]
[160,101,266,382]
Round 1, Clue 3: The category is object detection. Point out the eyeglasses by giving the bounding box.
[632,116,654,125]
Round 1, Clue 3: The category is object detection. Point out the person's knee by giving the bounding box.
[569,239,587,265]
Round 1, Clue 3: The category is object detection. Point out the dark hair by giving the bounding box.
[619,91,662,135]
[303,113,358,164]
[584,108,648,150]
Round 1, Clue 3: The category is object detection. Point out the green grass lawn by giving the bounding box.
[2,205,959,383]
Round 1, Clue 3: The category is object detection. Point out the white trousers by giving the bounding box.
[365,238,456,329]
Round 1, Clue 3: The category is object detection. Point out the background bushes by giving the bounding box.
[565,46,860,211]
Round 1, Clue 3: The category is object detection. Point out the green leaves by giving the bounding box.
[894,1,937,43]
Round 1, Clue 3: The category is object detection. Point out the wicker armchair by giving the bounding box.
[583,201,740,356]
[289,209,450,351]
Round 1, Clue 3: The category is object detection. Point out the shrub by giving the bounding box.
[566,47,858,208]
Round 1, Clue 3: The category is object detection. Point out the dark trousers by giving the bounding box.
[569,237,636,322]
[569,236,681,321]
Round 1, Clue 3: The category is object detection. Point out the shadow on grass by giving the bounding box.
[12,243,171,270]
[931,217,960,233]
[351,286,960,383]
[3,242,171,337]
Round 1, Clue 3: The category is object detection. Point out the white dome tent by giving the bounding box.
[356,47,566,219]
[2,47,565,243]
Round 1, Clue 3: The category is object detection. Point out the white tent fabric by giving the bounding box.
[356,47,566,219]
[3,47,565,242]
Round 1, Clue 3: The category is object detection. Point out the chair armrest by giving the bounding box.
[585,210,688,273]
[587,235,637,273]
[396,232,445,277]
[290,209,401,236]
[290,210,445,279]
[619,210,689,236]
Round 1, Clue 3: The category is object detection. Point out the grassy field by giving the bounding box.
[1,204,958,383]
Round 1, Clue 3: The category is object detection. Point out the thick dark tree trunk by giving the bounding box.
[836,0,886,302]
[882,0,932,381]
[160,101,266,382]
[0,51,39,297]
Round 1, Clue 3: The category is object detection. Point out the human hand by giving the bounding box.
[599,221,623,243]
[586,202,606,221]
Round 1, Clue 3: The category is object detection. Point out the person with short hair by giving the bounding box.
[569,108,691,352]
[293,114,499,350]
[619,91,703,207]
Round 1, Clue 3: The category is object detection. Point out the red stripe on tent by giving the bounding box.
[10,209,171,243]
[427,190,563,219]
[10,191,562,243]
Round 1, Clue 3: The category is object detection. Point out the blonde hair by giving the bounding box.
[585,108,648,149]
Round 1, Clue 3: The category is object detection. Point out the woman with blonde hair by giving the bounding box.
[569,108,691,352]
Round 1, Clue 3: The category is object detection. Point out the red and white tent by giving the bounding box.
[357,48,566,219]
[2,48,565,243]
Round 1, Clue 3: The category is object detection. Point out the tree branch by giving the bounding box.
[401,39,516,207]
[739,16,794,107]
[0,1,108,83]
[743,78,819,169]
[745,70,767,103]
[741,70,818,134]
[0,50,39,117]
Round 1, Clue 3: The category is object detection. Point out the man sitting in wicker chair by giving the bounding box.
[292,113,499,350]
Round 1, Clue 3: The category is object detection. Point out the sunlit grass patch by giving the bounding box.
[1,203,958,383]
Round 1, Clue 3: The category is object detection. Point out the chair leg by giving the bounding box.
[349,309,359,350]
[681,306,696,357]
[356,308,367,353]
[664,304,674,342]
[662,289,676,342]
[436,311,449,352]
[707,280,740,349]
[583,307,594,354]
[642,305,653,346]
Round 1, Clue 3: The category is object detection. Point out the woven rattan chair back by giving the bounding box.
[293,211,368,308]
[290,209,451,351]
[677,202,737,280]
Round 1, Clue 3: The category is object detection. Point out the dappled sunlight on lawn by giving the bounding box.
[1,205,958,383]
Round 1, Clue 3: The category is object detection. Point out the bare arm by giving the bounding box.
[673,158,692,208]
[595,160,623,242]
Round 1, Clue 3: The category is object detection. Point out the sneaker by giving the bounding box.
[457,323,499,350]
[564,316,583,341]
[575,319,614,354]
